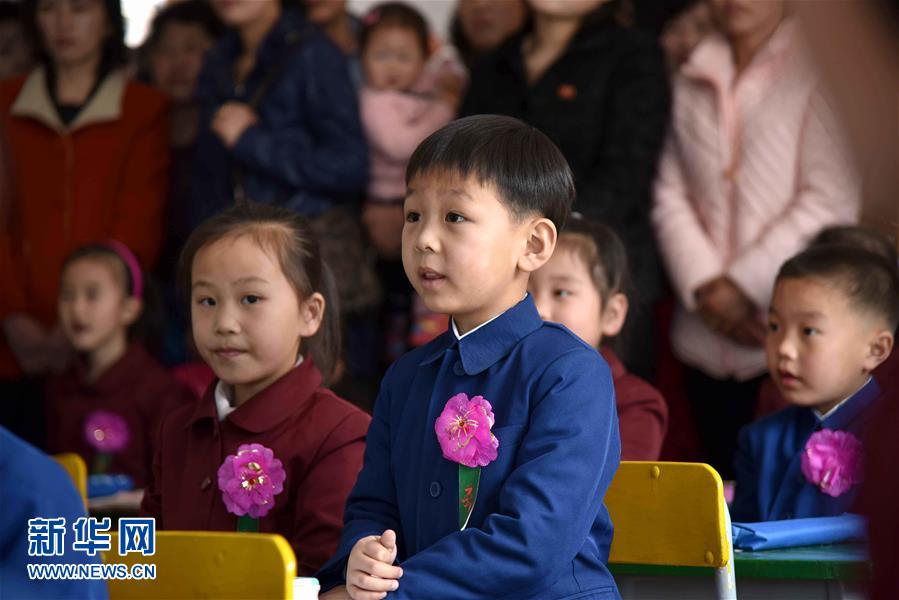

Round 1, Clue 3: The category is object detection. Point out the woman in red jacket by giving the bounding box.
[0,0,169,447]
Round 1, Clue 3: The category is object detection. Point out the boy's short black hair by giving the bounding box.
[406,115,575,231]
[147,0,224,50]
[777,245,899,330]
[811,225,898,266]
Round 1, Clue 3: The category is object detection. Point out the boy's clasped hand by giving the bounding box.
[347,529,404,599]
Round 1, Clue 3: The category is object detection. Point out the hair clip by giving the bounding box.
[363,9,381,26]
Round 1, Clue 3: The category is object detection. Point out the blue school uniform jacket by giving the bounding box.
[317,295,622,599]
[731,378,880,522]
[0,426,107,599]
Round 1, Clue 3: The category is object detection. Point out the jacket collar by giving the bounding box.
[419,295,543,376]
[10,67,126,134]
[681,18,798,87]
[819,377,881,432]
[186,354,322,434]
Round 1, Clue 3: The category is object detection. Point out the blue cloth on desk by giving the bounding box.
[87,474,134,498]
[733,514,867,551]
[316,295,622,599]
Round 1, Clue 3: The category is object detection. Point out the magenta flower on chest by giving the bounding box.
[801,429,864,498]
[435,393,499,468]
[84,410,130,453]
[217,443,286,519]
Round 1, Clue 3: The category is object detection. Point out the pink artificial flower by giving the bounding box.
[801,429,864,498]
[217,444,286,518]
[84,410,130,453]
[434,393,499,468]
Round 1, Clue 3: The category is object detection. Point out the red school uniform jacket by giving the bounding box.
[601,347,668,461]
[45,344,194,488]
[141,357,371,575]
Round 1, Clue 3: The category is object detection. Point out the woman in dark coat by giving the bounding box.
[461,0,669,377]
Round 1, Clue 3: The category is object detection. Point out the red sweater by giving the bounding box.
[0,68,169,378]
[141,357,371,575]
[45,344,194,487]
[602,347,668,461]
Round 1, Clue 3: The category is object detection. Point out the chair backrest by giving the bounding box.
[53,452,87,505]
[105,531,296,599]
[606,461,730,568]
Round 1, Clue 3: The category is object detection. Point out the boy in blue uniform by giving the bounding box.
[732,245,897,522]
[318,115,621,599]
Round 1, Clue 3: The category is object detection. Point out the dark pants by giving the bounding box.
[684,368,764,480]
[0,377,46,450]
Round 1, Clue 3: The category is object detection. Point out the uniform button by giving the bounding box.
[429,481,442,498]
[200,476,212,491]
[453,361,465,376]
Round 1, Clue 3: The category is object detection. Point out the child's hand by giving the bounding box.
[347,529,403,600]
[212,102,259,149]
[434,71,464,110]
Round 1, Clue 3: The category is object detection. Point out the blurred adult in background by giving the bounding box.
[145,0,224,366]
[0,0,169,447]
[303,0,362,87]
[462,0,670,380]
[658,0,712,71]
[0,1,34,79]
[652,0,859,478]
[451,0,527,71]
[188,0,366,227]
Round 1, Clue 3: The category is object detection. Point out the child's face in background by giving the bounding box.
[767,277,888,414]
[150,22,214,104]
[191,235,322,403]
[529,245,604,348]
[530,241,628,349]
[58,257,139,354]
[402,173,537,333]
[362,26,426,92]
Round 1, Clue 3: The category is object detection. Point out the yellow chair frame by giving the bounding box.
[52,452,88,506]
[606,461,737,599]
[104,531,297,599]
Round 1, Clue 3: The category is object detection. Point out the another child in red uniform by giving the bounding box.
[530,216,668,460]
[141,204,371,575]
[46,242,193,488]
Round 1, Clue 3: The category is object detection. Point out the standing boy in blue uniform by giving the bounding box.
[318,115,621,599]
[732,245,897,522]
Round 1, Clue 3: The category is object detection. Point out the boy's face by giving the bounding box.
[402,172,538,333]
[766,276,889,413]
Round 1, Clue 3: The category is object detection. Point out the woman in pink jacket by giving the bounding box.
[651,0,859,477]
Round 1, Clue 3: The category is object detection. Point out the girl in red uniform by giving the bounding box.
[142,204,371,575]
